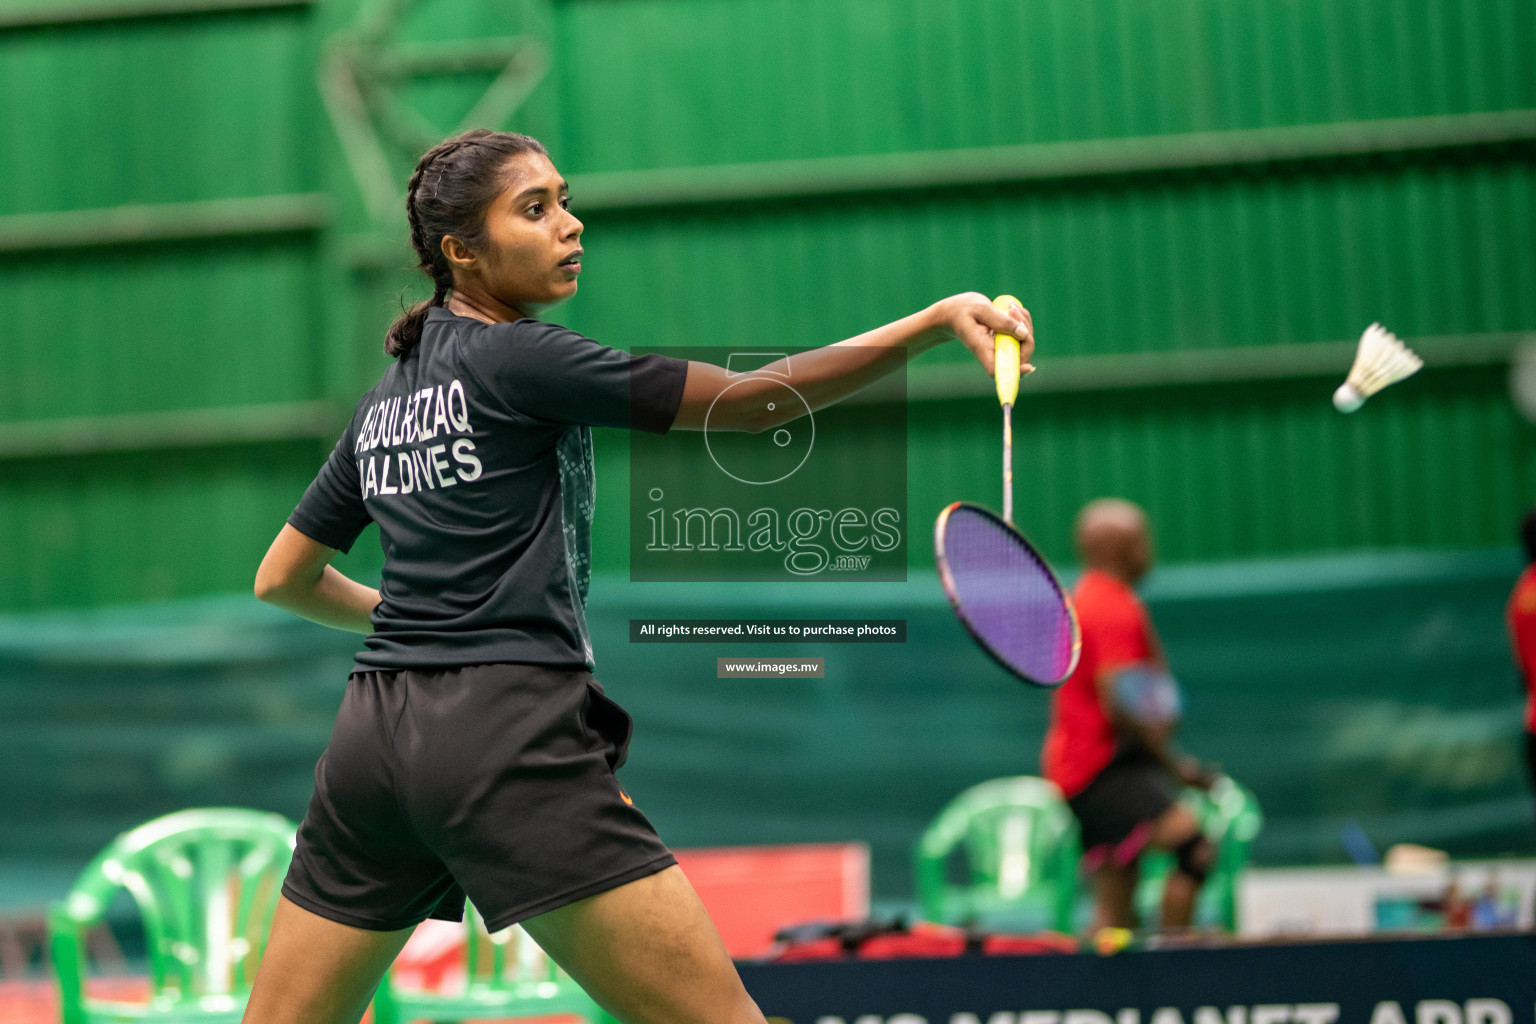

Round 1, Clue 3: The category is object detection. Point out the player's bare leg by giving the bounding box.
[241,897,415,1024]
[1090,861,1139,931]
[1150,804,1211,930]
[521,865,768,1024]
[1161,870,1200,929]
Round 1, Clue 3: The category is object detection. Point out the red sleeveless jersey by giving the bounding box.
[1041,569,1155,797]
[1506,564,1536,733]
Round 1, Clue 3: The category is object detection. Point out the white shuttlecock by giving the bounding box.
[1333,323,1423,413]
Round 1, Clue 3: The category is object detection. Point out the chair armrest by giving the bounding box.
[47,901,94,1024]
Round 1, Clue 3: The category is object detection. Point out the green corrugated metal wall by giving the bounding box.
[0,0,332,609]
[2,0,1535,894]
[2,0,1534,602]
[553,0,1535,163]
[554,0,1536,572]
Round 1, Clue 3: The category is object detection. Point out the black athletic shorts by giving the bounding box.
[282,663,677,933]
[1066,749,1177,868]
[1526,732,1536,826]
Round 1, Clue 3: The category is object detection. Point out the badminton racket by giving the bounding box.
[934,296,1080,687]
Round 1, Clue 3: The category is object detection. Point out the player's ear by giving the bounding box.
[441,234,476,269]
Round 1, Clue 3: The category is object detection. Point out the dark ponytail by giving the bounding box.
[385,129,550,358]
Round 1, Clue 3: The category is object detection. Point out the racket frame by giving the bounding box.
[933,500,1082,688]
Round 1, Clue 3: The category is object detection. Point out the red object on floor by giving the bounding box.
[856,922,969,959]
[980,933,1079,955]
[767,921,1079,962]
[673,843,869,959]
[764,937,847,963]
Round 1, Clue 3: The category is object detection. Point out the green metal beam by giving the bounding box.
[342,108,1536,266]
[899,331,1532,403]
[0,334,1523,460]
[370,37,538,77]
[320,0,551,225]
[568,109,1536,213]
[0,194,330,254]
[0,0,310,30]
[0,402,339,462]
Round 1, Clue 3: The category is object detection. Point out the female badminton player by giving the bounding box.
[243,128,1033,1024]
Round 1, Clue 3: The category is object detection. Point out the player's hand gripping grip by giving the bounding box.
[993,294,1023,407]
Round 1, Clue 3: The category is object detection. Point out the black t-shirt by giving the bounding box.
[288,307,688,671]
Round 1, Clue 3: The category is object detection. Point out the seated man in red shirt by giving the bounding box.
[1506,507,1536,835]
[1042,498,1217,931]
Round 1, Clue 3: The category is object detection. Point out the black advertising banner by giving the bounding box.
[736,935,1536,1024]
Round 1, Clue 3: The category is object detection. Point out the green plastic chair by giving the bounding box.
[48,806,297,1024]
[914,776,1081,933]
[371,901,603,1024]
[1136,774,1263,931]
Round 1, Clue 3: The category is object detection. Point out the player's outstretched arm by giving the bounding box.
[255,525,380,634]
[672,292,1033,432]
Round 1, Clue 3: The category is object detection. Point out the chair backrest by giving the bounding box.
[52,807,296,1004]
[1136,775,1263,930]
[373,902,601,1024]
[915,776,1080,930]
[463,904,567,990]
[1201,775,1264,849]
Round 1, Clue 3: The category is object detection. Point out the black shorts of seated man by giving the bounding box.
[1041,498,1220,933]
[244,128,1039,1024]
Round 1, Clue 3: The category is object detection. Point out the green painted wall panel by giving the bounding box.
[572,153,1536,568]
[0,6,320,214]
[1,0,1533,612]
[0,444,383,610]
[0,0,1533,903]
[553,0,1536,174]
[561,158,1536,363]
[0,443,327,608]
[3,241,323,420]
[914,369,1536,563]
[589,367,1536,574]
[0,2,331,611]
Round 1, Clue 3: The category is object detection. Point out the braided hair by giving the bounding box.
[385,129,550,358]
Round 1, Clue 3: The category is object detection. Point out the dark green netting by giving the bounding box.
[1,550,1528,900]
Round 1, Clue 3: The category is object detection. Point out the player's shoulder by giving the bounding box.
[1512,565,1536,614]
[466,315,588,347]
[455,316,606,370]
[1073,569,1142,615]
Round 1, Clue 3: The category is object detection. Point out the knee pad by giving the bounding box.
[1173,834,1214,884]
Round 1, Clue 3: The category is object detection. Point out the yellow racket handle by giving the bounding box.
[992,294,1023,407]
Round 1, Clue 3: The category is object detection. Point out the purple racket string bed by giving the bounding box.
[934,502,1081,687]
